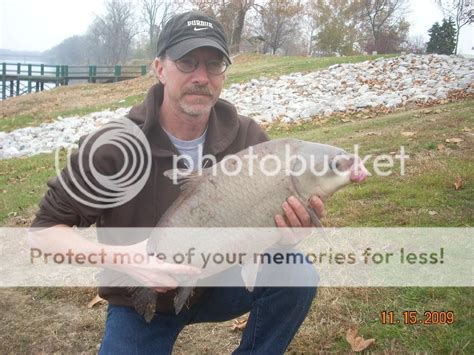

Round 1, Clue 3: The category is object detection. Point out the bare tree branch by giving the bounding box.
[88,0,137,65]
[434,0,474,54]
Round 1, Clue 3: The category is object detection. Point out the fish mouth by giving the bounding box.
[350,158,368,182]
[329,153,368,183]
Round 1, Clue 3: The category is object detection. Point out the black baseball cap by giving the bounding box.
[156,11,231,63]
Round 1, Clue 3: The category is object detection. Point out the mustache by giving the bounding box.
[184,86,212,96]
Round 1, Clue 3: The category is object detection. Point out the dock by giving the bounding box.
[1,63,148,100]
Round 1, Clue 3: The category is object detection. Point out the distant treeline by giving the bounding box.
[17,0,473,66]
[0,49,53,63]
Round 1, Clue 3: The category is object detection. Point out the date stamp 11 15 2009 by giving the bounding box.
[380,311,454,325]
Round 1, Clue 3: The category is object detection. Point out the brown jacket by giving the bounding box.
[32,83,269,311]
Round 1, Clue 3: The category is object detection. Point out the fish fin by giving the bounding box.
[174,286,195,314]
[307,206,323,228]
[241,260,261,292]
[128,287,157,323]
[163,169,204,192]
[306,207,330,241]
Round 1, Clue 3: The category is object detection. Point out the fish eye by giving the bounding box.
[330,159,340,171]
[330,153,352,173]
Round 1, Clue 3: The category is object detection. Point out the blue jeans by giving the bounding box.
[99,259,318,354]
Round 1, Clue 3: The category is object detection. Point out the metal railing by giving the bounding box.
[1,63,148,99]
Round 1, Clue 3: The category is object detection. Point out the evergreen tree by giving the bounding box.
[426,22,441,53]
[426,18,456,55]
[440,18,456,54]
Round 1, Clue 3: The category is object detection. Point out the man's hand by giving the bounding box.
[113,241,202,294]
[274,195,326,245]
[28,226,201,294]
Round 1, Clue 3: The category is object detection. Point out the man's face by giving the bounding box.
[155,47,227,118]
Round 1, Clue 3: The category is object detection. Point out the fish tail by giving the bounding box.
[128,287,157,323]
[174,287,194,314]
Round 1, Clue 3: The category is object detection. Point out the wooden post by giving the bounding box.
[60,65,69,85]
[114,65,121,82]
[16,63,20,96]
[1,63,6,100]
[141,65,147,76]
[55,65,60,87]
[64,65,69,85]
[28,64,32,93]
[10,80,14,97]
[60,65,65,85]
[40,64,44,91]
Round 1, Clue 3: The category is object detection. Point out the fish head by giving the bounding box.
[293,141,368,201]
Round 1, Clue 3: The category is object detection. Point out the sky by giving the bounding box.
[0,0,473,54]
[0,0,104,52]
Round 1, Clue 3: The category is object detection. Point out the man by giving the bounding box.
[31,11,324,354]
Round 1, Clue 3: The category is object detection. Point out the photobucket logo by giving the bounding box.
[168,143,409,184]
[54,118,152,208]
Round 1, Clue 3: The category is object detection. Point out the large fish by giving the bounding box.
[129,138,368,322]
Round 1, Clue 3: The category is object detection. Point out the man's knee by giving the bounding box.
[258,249,320,288]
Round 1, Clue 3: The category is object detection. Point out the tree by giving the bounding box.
[88,0,137,65]
[254,0,304,54]
[358,0,410,53]
[309,0,364,56]
[141,0,176,58]
[45,35,90,64]
[190,0,255,53]
[141,0,161,58]
[426,18,456,54]
[434,0,474,54]
[403,35,427,54]
[306,0,321,56]
[230,0,255,53]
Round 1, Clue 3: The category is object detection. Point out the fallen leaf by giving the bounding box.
[401,131,416,137]
[428,210,438,216]
[463,127,472,132]
[366,131,378,136]
[87,294,106,309]
[341,118,353,123]
[437,144,445,151]
[445,138,463,144]
[346,327,375,352]
[231,316,248,331]
[454,176,463,190]
[435,109,442,114]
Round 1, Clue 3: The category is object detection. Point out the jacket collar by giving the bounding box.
[127,83,240,158]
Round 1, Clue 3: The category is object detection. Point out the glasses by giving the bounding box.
[174,56,229,75]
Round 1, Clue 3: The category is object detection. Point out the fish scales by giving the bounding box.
[158,140,301,228]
